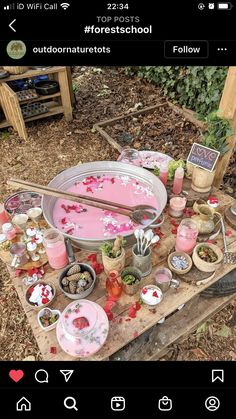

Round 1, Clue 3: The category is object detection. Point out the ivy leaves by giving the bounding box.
[125,66,228,116]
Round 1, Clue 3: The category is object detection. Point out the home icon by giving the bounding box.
[16,397,31,412]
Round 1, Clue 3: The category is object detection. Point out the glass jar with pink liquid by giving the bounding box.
[43,228,68,269]
[175,219,198,255]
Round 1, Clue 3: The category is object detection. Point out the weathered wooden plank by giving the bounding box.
[5,190,236,361]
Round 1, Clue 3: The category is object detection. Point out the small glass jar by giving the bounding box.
[175,219,198,255]
[117,147,142,166]
[2,222,17,241]
[169,197,186,218]
[106,270,123,300]
[10,243,29,267]
[27,241,40,261]
[43,228,68,269]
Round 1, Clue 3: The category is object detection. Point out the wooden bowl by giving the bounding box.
[25,280,56,311]
[168,251,192,275]
[192,243,223,273]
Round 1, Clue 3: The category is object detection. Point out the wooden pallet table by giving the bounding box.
[0,66,73,140]
[3,189,236,361]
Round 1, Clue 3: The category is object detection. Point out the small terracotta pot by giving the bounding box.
[102,248,126,274]
[191,167,215,193]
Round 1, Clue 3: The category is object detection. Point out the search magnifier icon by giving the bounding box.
[64,397,78,411]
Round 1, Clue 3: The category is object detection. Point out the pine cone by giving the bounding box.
[67,273,81,282]
[82,271,92,282]
[69,280,77,294]
[67,264,81,276]
[61,277,69,287]
[76,286,84,294]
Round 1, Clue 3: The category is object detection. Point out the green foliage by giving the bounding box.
[122,274,137,285]
[125,66,228,115]
[153,166,160,177]
[100,238,126,258]
[198,111,233,155]
[167,159,185,180]
[0,130,10,140]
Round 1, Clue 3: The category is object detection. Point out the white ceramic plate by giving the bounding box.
[139,150,173,169]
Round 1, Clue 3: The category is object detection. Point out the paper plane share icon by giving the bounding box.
[60,370,74,382]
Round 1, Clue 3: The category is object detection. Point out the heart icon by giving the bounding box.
[9,370,24,383]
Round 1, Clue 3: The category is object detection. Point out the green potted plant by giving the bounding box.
[192,111,233,192]
[100,235,126,274]
[121,267,142,296]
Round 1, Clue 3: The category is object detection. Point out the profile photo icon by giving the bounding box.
[205,396,220,412]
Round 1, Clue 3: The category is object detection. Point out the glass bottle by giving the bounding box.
[106,270,123,300]
[117,147,142,166]
[175,219,198,255]
[172,167,184,195]
[159,162,168,186]
[43,228,68,269]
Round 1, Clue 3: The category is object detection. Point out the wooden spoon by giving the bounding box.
[8,178,158,225]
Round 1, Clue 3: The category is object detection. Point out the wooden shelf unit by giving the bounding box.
[0,66,73,140]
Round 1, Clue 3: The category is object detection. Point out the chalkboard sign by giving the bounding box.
[187,143,220,172]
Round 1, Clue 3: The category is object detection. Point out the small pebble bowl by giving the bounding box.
[168,251,192,275]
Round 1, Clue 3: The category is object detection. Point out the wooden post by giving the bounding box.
[66,67,76,106]
[58,68,73,122]
[214,67,236,188]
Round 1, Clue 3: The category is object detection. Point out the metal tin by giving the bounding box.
[132,244,152,277]
[42,161,167,250]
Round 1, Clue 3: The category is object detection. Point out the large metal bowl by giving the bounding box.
[42,161,167,250]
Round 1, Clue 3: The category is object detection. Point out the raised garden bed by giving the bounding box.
[94,102,205,159]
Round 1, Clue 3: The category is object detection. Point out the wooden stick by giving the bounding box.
[7,178,131,217]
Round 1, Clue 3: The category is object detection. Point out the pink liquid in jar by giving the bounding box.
[43,229,68,269]
[175,219,198,255]
[45,241,68,269]
[156,273,170,283]
[0,204,9,228]
[172,167,184,195]
[159,163,168,186]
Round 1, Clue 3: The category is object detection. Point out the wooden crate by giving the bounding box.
[0,66,73,140]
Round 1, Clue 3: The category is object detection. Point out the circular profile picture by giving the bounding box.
[6,40,26,59]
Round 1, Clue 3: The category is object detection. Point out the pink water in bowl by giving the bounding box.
[53,174,159,239]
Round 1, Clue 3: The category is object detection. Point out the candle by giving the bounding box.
[0,204,9,228]
[169,197,186,218]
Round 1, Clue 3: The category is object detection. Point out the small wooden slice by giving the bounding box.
[180,264,215,286]
[0,248,48,270]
